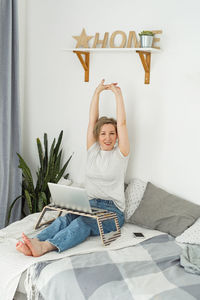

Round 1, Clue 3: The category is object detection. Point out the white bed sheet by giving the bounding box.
[0,212,163,300]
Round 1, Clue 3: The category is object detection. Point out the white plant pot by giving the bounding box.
[140,35,153,48]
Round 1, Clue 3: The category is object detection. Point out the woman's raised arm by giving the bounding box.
[108,84,130,157]
[87,79,110,150]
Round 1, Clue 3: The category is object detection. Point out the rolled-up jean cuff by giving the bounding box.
[47,240,60,253]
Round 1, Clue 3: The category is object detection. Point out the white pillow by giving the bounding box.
[124,178,147,222]
[176,217,200,244]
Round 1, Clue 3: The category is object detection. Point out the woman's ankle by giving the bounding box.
[42,241,57,253]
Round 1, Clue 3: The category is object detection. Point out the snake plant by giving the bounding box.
[7,130,72,223]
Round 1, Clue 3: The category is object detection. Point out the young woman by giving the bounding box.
[16,79,130,257]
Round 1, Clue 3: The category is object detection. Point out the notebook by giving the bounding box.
[48,183,106,214]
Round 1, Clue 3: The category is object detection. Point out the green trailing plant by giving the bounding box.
[139,30,154,36]
[7,130,72,223]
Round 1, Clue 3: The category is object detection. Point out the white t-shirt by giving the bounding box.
[85,142,129,212]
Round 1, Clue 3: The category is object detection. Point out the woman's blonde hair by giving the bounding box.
[93,116,117,140]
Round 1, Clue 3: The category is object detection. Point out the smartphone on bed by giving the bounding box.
[133,232,145,238]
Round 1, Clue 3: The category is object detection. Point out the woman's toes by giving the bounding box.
[16,240,32,256]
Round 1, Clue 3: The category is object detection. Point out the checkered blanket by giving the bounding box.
[25,234,200,300]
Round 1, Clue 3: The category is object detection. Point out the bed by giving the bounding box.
[0,212,199,300]
[15,233,200,300]
[0,211,162,300]
[1,179,200,300]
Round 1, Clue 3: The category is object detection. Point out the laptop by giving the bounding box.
[48,183,106,214]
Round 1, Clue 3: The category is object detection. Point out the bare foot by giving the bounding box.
[16,241,33,256]
[22,233,56,257]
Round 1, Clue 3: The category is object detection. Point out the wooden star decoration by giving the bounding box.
[73,28,93,48]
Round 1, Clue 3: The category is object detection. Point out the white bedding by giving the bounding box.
[0,212,163,300]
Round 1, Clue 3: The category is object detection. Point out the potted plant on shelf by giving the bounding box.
[139,31,154,48]
[7,130,73,223]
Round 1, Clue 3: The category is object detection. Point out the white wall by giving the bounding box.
[19,0,200,204]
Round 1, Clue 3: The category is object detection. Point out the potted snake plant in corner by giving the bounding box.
[7,130,73,224]
[139,30,154,48]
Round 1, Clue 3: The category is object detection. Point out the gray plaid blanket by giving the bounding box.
[25,234,200,300]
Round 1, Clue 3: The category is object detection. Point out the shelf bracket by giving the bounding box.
[136,51,151,84]
[73,50,90,82]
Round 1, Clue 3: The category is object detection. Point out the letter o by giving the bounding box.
[110,31,127,48]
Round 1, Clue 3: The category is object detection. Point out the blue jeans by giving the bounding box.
[36,199,124,252]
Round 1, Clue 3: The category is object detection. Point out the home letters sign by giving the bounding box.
[73,28,162,49]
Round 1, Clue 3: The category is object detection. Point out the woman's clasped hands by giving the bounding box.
[95,79,122,96]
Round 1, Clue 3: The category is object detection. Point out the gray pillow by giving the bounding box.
[128,182,200,237]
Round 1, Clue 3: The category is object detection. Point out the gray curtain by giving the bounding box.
[0,0,21,228]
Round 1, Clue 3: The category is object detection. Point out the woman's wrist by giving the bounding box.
[94,89,101,96]
[114,92,123,99]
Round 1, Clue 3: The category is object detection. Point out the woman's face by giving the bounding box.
[98,124,117,151]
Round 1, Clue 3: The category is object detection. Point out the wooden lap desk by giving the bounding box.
[35,205,121,246]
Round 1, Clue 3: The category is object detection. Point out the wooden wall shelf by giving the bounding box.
[63,48,160,84]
